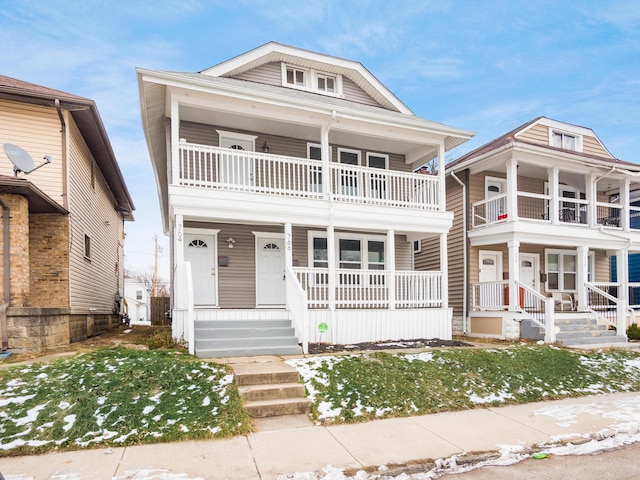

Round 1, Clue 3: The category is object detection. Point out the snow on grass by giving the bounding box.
[287,345,640,424]
[0,348,252,454]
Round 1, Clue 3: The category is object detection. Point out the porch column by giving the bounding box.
[506,157,518,220]
[438,142,446,211]
[616,248,629,336]
[327,225,336,342]
[508,240,520,309]
[174,214,184,266]
[387,230,396,309]
[576,245,589,311]
[170,97,180,185]
[621,178,631,231]
[321,124,331,200]
[440,233,449,308]
[284,223,293,267]
[549,166,560,224]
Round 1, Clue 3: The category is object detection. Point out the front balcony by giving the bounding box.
[176,142,440,211]
[472,192,640,231]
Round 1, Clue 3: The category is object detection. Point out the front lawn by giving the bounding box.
[0,348,252,456]
[286,345,640,424]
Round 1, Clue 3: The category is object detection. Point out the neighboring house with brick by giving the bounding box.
[417,117,640,346]
[0,75,134,352]
[137,42,473,357]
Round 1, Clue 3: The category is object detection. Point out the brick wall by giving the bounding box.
[29,213,70,307]
[0,194,30,306]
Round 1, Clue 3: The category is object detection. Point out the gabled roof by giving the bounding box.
[0,75,135,220]
[200,41,413,114]
[447,116,639,172]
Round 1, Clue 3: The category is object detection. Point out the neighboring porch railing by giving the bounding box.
[177,143,440,210]
[472,191,640,230]
[292,268,443,309]
[515,280,555,343]
[586,282,619,328]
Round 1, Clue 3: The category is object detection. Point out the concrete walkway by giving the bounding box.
[4,390,640,480]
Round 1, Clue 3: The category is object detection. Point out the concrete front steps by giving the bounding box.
[555,316,627,346]
[232,361,311,418]
[194,319,303,358]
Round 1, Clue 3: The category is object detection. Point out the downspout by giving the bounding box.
[0,198,9,351]
[450,171,468,334]
[55,99,68,210]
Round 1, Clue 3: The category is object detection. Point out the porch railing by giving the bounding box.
[285,265,309,354]
[517,192,550,221]
[292,267,443,309]
[515,280,555,342]
[586,282,619,327]
[472,194,507,227]
[596,202,622,228]
[177,143,440,210]
[471,280,508,310]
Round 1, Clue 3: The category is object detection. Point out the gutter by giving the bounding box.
[55,99,68,210]
[450,171,468,334]
[0,198,9,351]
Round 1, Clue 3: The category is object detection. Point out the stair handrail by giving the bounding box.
[585,282,618,328]
[515,280,555,343]
[285,265,309,354]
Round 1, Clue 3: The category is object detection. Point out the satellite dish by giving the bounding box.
[3,143,51,177]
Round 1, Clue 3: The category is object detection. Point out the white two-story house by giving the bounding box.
[137,42,473,357]
[433,117,640,345]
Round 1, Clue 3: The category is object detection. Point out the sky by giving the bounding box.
[1,0,639,280]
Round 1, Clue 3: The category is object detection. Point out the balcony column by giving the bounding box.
[621,178,631,231]
[587,173,597,227]
[387,230,396,310]
[438,142,446,210]
[508,240,520,309]
[440,233,449,308]
[170,97,180,185]
[327,225,336,342]
[548,166,560,224]
[506,157,518,220]
[576,245,589,311]
[321,123,332,200]
[616,248,629,337]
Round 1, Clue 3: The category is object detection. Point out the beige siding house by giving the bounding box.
[427,117,640,346]
[138,42,473,357]
[0,75,134,352]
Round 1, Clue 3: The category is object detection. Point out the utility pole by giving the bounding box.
[153,234,158,297]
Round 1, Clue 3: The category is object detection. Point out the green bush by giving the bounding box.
[627,323,640,340]
[146,328,179,349]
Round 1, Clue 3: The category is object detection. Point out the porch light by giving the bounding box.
[226,237,236,248]
[262,141,269,153]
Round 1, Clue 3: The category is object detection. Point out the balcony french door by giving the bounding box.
[219,136,253,187]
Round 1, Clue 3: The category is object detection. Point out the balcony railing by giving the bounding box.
[292,267,443,309]
[472,190,640,231]
[177,143,440,210]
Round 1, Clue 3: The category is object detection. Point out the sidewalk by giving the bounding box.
[3,390,640,480]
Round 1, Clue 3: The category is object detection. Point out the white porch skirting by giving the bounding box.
[307,308,452,344]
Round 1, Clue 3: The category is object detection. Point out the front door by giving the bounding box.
[256,236,286,306]
[219,135,254,187]
[479,251,502,308]
[519,253,539,308]
[184,233,217,305]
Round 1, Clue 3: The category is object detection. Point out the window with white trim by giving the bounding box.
[367,153,388,200]
[545,249,593,291]
[308,143,323,194]
[281,63,343,97]
[551,130,581,152]
[309,232,386,271]
[338,148,361,196]
[413,240,422,254]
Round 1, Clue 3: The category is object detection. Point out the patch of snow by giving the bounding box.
[317,401,342,420]
[469,391,514,404]
[62,414,76,432]
[0,394,36,407]
[15,402,48,426]
[401,352,434,363]
[114,469,205,480]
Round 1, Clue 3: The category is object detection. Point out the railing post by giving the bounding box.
[387,230,396,309]
[544,297,555,343]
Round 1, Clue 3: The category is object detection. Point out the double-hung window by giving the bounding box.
[308,143,323,194]
[285,66,306,87]
[366,153,388,200]
[282,63,343,97]
[545,249,593,291]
